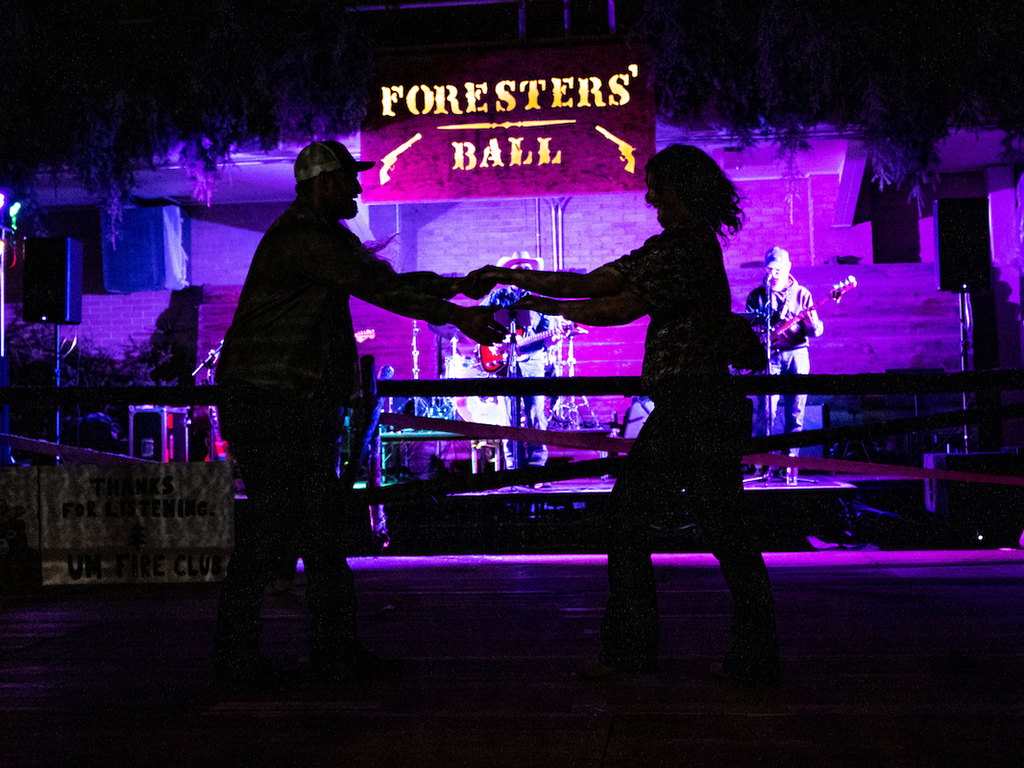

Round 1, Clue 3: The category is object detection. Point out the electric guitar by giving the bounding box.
[479,323,578,374]
[195,339,229,462]
[769,276,857,342]
[205,404,229,462]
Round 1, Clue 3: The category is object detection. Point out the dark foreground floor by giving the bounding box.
[2,548,1023,768]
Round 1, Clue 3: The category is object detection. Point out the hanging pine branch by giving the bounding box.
[633,0,1024,197]
[2,0,1023,230]
[0,0,372,232]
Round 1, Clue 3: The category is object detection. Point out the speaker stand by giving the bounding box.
[53,323,62,464]
[958,287,972,453]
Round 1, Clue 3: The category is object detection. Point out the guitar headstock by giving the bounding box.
[830,275,857,302]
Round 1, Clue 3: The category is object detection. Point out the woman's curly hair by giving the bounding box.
[645,145,744,242]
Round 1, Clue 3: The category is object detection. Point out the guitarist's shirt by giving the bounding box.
[610,222,735,393]
[744,276,820,352]
[483,285,551,375]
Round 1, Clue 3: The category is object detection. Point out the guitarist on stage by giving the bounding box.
[745,246,823,481]
[482,253,553,471]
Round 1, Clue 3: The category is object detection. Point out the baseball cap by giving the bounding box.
[764,246,791,269]
[294,141,374,182]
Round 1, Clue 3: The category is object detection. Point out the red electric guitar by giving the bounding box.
[479,323,578,374]
[205,404,229,462]
[769,275,857,342]
[195,340,230,462]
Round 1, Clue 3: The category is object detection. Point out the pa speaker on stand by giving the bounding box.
[22,238,84,460]
[23,237,83,324]
[933,199,991,453]
[934,198,991,293]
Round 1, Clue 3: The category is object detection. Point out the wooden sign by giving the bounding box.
[17,462,235,586]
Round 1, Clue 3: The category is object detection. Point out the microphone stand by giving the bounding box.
[506,312,520,471]
[191,340,223,380]
[758,279,776,482]
[192,340,224,462]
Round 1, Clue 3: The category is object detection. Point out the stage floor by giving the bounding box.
[451,474,857,498]
[378,474,907,556]
[377,471,1022,554]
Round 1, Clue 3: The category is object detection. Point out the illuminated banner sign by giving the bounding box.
[361,44,654,202]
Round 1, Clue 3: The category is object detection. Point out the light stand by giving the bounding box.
[551,326,596,429]
[192,340,225,462]
[0,225,9,466]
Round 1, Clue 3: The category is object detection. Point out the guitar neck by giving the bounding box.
[766,276,855,342]
[517,327,561,346]
[770,296,832,340]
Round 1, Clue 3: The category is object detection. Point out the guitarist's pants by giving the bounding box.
[502,352,549,468]
[753,346,810,455]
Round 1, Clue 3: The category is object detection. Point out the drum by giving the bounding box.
[622,396,654,439]
[446,354,509,426]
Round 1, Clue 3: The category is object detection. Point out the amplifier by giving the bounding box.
[129,406,190,462]
[924,450,1024,546]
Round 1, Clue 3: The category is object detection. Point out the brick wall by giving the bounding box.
[723,175,874,272]
[181,177,963,391]
[389,191,659,276]
[3,172,971,403]
[5,292,174,356]
[3,173,976,456]
[80,292,175,351]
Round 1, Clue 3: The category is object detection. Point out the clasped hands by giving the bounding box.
[455,266,552,311]
[453,265,507,301]
[447,266,558,346]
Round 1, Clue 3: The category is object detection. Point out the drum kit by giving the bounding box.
[423,316,597,430]
[379,315,599,481]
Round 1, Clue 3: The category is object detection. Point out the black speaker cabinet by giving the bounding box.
[23,237,83,324]
[933,198,991,292]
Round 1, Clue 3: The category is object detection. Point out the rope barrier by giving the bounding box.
[1,369,1023,405]
[744,453,1024,486]
[355,447,1024,507]
[384,400,1024,457]
[753,401,1024,453]
[376,370,1024,397]
[373,413,1024,490]
[3,368,1023,494]
[0,433,151,465]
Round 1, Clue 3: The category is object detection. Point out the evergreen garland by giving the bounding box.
[0,0,371,232]
[0,0,1022,231]
[634,0,1024,197]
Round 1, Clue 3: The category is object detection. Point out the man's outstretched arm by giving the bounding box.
[351,277,506,346]
[458,264,627,300]
[512,288,647,328]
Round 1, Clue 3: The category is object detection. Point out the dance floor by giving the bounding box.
[2,548,1022,767]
